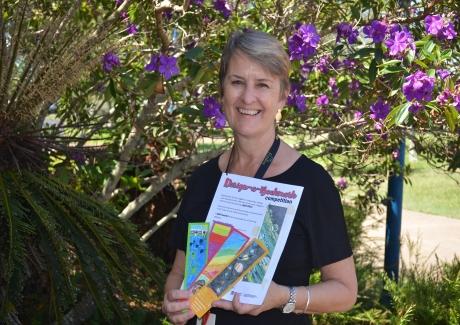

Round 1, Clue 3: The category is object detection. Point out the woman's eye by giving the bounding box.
[231,80,243,85]
[258,83,269,88]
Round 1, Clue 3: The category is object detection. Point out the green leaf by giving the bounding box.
[185,46,204,61]
[386,102,411,127]
[378,59,402,67]
[369,59,377,83]
[423,39,435,54]
[352,47,375,58]
[441,49,453,61]
[445,106,459,133]
[413,59,429,69]
[427,69,435,77]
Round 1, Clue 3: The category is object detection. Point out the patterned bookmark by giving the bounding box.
[190,239,269,318]
[183,223,209,289]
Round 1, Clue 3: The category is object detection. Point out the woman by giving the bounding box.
[163,29,357,325]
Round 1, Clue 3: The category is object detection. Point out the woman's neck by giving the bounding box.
[228,131,277,176]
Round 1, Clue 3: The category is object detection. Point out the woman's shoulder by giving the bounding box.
[187,154,221,185]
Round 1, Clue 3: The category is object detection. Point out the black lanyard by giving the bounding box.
[225,137,281,179]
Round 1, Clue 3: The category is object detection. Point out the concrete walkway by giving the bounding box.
[363,209,460,268]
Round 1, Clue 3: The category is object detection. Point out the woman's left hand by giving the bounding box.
[211,281,286,316]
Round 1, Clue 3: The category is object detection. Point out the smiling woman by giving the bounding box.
[162,30,357,325]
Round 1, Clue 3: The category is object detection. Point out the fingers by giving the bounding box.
[163,289,195,325]
[212,293,261,316]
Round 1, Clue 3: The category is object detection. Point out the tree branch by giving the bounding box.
[118,149,221,220]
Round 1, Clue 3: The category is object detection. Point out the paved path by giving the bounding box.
[363,209,460,268]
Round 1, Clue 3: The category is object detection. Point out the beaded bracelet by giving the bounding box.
[303,286,311,314]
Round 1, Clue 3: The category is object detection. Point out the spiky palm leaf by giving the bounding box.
[0,1,165,322]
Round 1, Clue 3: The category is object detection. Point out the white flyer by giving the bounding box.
[205,173,304,305]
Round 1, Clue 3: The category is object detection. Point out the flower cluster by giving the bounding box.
[213,0,232,19]
[363,20,387,43]
[127,22,138,35]
[145,54,180,80]
[203,97,226,128]
[336,22,359,44]
[402,70,435,102]
[370,98,390,120]
[102,52,121,72]
[328,77,339,98]
[436,87,460,112]
[287,83,307,112]
[385,25,415,57]
[425,15,457,40]
[288,24,321,61]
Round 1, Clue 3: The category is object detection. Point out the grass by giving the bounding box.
[403,157,460,219]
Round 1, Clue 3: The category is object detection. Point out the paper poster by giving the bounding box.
[205,173,303,304]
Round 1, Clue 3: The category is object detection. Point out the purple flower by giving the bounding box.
[316,94,329,106]
[354,111,363,122]
[213,0,232,19]
[402,70,435,102]
[363,20,387,43]
[115,0,123,7]
[295,94,307,112]
[102,51,120,72]
[374,121,384,131]
[437,69,451,80]
[203,96,222,118]
[336,177,348,190]
[203,96,226,128]
[343,58,357,70]
[287,85,307,112]
[288,24,321,61]
[425,15,457,40]
[392,149,399,160]
[127,22,138,35]
[213,110,226,128]
[145,54,160,72]
[336,22,359,44]
[120,11,128,20]
[409,101,424,114]
[385,28,415,57]
[315,55,330,73]
[193,0,204,5]
[370,98,390,120]
[349,79,360,93]
[158,55,180,80]
[436,89,452,105]
[454,95,460,112]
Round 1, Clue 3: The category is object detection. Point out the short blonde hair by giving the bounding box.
[219,29,290,99]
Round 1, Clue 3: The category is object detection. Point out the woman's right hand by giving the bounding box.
[162,289,195,325]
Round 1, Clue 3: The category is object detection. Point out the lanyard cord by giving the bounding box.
[225,137,281,179]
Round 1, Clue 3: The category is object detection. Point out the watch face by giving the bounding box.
[282,302,295,313]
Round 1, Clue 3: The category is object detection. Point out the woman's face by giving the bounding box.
[222,51,287,139]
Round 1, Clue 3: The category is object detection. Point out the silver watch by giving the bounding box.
[282,286,296,313]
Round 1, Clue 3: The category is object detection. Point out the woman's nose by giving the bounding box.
[241,85,256,104]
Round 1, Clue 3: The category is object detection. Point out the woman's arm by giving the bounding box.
[163,250,195,325]
[213,255,357,315]
[295,256,357,314]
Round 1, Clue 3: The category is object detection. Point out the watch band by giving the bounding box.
[282,286,296,313]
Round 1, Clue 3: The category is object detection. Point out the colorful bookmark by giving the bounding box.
[183,223,209,289]
[207,222,233,262]
[191,227,249,292]
[190,239,269,318]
